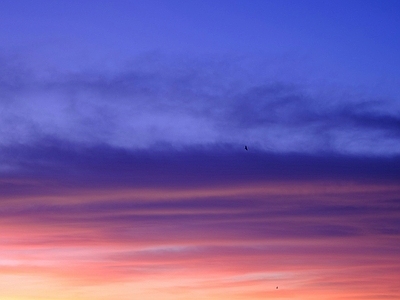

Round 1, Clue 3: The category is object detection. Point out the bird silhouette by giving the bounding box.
[244,145,248,151]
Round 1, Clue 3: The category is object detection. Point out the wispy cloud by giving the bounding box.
[1,55,399,155]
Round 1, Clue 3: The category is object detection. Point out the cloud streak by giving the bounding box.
[1,141,399,295]
[0,141,399,300]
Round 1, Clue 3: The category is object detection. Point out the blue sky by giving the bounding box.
[1,2,400,300]
[1,0,399,155]
[0,1,400,154]
[2,0,399,77]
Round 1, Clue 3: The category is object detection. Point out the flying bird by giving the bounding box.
[244,145,248,151]
[276,286,278,289]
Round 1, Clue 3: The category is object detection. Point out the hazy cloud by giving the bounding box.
[1,55,399,155]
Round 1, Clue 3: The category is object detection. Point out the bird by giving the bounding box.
[244,145,248,151]
[276,286,278,289]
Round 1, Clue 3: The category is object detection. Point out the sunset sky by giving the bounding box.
[1,1,400,299]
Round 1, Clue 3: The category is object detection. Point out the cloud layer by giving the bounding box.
[1,141,399,299]
[1,53,399,299]
[1,55,399,155]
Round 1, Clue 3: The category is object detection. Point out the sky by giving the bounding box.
[0,0,399,299]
